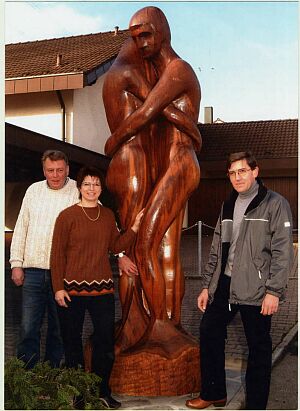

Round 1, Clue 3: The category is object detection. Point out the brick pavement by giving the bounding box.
[5,234,297,365]
[179,235,298,362]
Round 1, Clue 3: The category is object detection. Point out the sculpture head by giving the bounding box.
[129,7,171,59]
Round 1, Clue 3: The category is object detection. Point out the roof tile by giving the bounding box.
[198,119,298,160]
[6,30,130,78]
[6,33,298,161]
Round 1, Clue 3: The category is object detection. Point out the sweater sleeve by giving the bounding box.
[50,211,72,293]
[108,212,136,254]
[9,189,30,268]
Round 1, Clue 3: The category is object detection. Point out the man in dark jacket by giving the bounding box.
[186,151,293,410]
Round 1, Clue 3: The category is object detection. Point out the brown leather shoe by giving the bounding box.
[185,396,227,409]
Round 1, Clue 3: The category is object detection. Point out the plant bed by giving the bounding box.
[5,357,105,410]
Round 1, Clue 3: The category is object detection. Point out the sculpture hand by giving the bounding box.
[104,135,116,157]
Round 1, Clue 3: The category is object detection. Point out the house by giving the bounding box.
[6,117,298,232]
[190,119,298,229]
[5,32,298,230]
[5,28,130,154]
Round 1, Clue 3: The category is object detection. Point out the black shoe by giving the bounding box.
[74,394,85,409]
[99,395,121,409]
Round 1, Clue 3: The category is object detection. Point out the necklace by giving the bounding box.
[80,203,100,221]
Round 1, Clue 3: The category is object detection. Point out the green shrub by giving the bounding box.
[5,357,105,409]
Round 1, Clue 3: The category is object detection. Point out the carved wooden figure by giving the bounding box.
[102,6,202,395]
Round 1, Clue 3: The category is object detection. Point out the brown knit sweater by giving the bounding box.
[51,204,135,296]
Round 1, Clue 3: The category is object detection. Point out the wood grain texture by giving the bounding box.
[110,343,200,396]
[91,6,202,395]
[85,335,200,395]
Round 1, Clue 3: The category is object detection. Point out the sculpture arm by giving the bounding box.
[105,60,200,156]
[125,68,201,150]
[162,106,202,152]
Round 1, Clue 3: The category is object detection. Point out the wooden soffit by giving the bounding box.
[5,73,84,95]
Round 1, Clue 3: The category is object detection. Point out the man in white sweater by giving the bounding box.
[10,150,79,368]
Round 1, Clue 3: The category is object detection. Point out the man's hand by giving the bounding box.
[198,288,209,312]
[55,290,71,308]
[118,255,138,277]
[11,267,25,286]
[261,294,279,316]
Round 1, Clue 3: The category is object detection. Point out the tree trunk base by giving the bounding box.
[109,344,200,396]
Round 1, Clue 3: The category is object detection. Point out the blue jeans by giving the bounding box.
[17,268,63,368]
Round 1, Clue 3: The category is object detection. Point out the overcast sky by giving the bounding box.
[5,1,298,123]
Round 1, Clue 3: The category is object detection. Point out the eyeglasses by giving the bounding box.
[82,182,101,188]
[227,168,251,178]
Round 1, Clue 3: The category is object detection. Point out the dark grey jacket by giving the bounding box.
[201,179,294,306]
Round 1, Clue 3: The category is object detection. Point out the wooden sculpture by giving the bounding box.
[102,6,202,395]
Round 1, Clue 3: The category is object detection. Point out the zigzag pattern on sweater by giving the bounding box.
[63,278,114,292]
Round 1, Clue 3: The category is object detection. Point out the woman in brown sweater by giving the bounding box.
[51,166,143,409]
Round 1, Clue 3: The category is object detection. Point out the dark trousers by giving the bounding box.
[57,293,115,396]
[200,274,272,410]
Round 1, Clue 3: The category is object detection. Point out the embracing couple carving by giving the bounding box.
[103,6,202,357]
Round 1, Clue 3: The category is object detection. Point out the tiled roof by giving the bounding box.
[198,119,298,160]
[6,30,130,78]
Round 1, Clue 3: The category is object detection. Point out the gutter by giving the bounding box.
[56,90,66,142]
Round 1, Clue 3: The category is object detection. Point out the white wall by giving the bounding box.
[73,75,110,154]
[7,113,62,139]
[5,78,111,154]
[5,91,74,141]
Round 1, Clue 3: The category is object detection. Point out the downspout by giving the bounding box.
[56,90,66,142]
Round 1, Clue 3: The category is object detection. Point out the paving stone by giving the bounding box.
[4,235,298,410]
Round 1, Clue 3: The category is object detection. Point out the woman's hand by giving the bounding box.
[131,209,145,233]
[55,290,71,308]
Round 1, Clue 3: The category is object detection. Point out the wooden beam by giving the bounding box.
[5,73,84,94]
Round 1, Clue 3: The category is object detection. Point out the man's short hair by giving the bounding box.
[76,166,104,198]
[227,151,258,170]
[41,150,69,165]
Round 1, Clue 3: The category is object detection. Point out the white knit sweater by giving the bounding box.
[10,178,79,269]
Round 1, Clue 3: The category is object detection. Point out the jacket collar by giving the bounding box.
[245,178,268,214]
[222,178,268,220]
